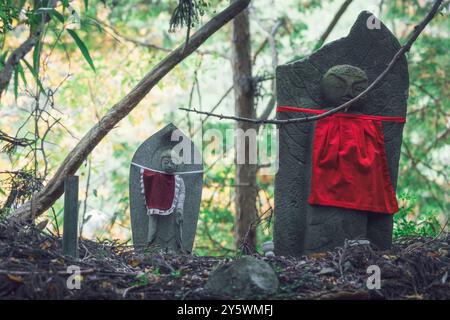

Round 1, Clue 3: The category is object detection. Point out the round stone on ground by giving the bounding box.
[205,256,279,299]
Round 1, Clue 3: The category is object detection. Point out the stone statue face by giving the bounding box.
[161,155,177,173]
[321,65,368,108]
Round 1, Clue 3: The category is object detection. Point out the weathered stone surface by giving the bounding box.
[129,123,203,252]
[205,256,279,299]
[274,11,408,256]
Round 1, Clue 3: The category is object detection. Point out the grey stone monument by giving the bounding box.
[129,123,203,253]
[274,11,408,256]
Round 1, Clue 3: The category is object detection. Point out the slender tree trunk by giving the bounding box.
[231,2,258,253]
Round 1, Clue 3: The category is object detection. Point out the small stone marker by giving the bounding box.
[62,175,79,258]
[129,123,203,253]
[274,11,409,256]
[262,241,275,257]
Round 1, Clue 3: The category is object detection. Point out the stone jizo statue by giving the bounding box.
[143,150,186,251]
[129,124,203,253]
[274,11,409,256]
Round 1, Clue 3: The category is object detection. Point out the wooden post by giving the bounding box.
[63,175,79,258]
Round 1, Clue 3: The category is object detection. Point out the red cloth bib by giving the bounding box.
[142,169,175,211]
[277,106,406,214]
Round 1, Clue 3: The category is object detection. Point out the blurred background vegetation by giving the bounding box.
[0,0,448,256]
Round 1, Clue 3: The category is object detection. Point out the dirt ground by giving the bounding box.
[0,221,448,300]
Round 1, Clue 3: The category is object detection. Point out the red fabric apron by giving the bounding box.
[142,169,175,211]
[277,106,406,214]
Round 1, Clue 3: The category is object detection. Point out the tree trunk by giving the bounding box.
[231,2,258,253]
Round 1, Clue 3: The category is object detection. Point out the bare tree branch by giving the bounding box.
[191,84,234,136]
[99,14,231,60]
[314,0,354,50]
[9,0,252,224]
[181,0,444,125]
[0,130,34,148]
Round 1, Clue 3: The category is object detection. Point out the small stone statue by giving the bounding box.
[145,150,185,251]
[129,123,203,253]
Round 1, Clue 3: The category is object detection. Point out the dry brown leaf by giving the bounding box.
[426,251,440,258]
[36,219,49,231]
[40,240,52,250]
[127,258,142,267]
[307,252,328,259]
[404,294,424,300]
[101,281,113,289]
[7,274,23,283]
[50,258,65,265]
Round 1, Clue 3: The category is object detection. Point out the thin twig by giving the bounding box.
[80,157,92,239]
[50,207,60,238]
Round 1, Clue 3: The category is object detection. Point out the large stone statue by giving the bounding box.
[129,124,203,253]
[274,11,409,256]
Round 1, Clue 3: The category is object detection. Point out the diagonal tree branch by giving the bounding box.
[180,0,444,125]
[0,130,34,148]
[8,0,251,224]
[314,0,354,50]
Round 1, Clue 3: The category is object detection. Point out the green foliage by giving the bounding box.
[22,58,45,94]
[394,193,442,238]
[152,267,161,276]
[169,0,208,32]
[171,269,182,278]
[132,273,150,286]
[386,1,449,227]
[0,0,21,34]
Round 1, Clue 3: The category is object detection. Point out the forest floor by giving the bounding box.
[0,221,449,300]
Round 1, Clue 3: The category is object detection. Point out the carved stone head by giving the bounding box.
[160,149,178,174]
[321,64,368,108]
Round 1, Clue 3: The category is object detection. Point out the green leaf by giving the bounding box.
[17,62,26,86]
[0,50,9,72]
[66,29,96,72]
[84,0,89,10]
[33,41,41,74]
[49,9,65,24]
[22,59,46,95]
